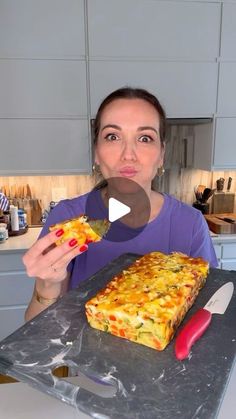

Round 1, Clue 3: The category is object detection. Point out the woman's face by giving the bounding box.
[95,98,165,192]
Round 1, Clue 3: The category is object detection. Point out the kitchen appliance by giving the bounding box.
[175,282,234,360]
[0,254,235,419]
[205,213,236,234]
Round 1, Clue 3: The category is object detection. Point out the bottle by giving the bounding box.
[18,209,27,229]
[10,205,19,232]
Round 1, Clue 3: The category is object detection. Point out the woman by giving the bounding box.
[24,87,217,321]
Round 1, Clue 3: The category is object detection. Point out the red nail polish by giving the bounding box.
[56,228,64,237]
[79,244,88,253]
[69,238,78,247]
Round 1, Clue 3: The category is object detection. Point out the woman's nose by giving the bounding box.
[120,141,137,161]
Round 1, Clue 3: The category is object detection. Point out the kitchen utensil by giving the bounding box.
[194,185,206,202]
[192,201,209,214]
[205,213,236,234]
[216,177,225,192]
[227,177,232,192]
[175,282,234,360]
[26,184,32,198]
[215,216,235,224]
[201,187,215,203]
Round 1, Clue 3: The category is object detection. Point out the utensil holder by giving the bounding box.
[193,202,209,214]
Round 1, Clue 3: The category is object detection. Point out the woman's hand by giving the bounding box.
[23,228,88,321]
[23,228,87,285]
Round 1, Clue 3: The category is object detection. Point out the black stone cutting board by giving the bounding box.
[0,253,235,419]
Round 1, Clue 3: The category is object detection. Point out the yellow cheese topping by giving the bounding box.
[85,252,209,351]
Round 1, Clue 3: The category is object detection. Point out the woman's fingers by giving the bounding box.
[23,232,88,279]
[49,243,88,273]
[23,229,64,263]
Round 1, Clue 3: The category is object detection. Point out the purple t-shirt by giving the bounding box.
[40,190,218,289]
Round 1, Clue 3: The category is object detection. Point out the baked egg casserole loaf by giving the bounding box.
[49,215,110,245]
[85,252,209,351]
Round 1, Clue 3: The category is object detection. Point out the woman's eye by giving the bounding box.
[105,133,119,141]
[139,135,153,143]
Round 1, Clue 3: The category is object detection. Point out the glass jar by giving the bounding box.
[0,223,7,243]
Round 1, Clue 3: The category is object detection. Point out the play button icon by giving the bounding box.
[108,197,131,222]
[85,177,151,242]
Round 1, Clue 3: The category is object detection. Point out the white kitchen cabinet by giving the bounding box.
[0,0,91,176]
[89,61,218,118]
[217,63,236,117]
[0,60,87,118]
[212,238,236,271]
[213,118,236,169]
[0,0,85,58]
[193,117,236,171]
[221,3,236,60]
[0,251,34,342]
[0,119,91,176]
[88,0,220,60]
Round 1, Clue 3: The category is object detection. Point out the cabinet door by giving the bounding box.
[0,119,90,175]
[0,273,34,306]
[213,244,222,259]
[213,118,236,169]
[221,261,236,271]
[0,60,87,118]
[217,63,236,116]
[0,0,85,58]
[90,61,218,118]
[0,307,26,341]
[221,3,236,60]
[222,243,236,259]
[88,0,220,60]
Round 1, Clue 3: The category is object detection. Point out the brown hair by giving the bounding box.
[92,86,166,190]
[93,86,166,146]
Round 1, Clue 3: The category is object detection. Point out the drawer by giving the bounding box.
[222,244,236,259]
[213,244,222,259]
[0,307,26,341]
[0,272,34,305]
[0,252,25,272]
[221,261,236,271]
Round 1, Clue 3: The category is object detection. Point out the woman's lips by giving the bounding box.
[119,168,138,178]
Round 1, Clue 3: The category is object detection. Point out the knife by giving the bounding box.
[175,282,234,360]
[215,216,236,224]
[227,177,232,192]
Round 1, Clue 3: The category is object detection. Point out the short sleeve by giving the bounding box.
[190,212,218,268]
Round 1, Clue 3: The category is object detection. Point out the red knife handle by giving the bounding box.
[175,308,212,360]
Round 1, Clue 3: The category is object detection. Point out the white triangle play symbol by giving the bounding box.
[108,197,131,222]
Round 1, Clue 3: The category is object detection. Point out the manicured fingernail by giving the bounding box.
[69,238,78,247]
[79,244,88,253]
[56,228,64,237]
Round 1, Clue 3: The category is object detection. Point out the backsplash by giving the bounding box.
[0,169,235,213]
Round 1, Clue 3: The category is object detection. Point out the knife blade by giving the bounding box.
[175,282,234,360]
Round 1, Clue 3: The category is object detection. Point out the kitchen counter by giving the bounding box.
[0,226,236,252]
[211,233,236,244]
[0,227,42,252]
[0,365,235,419]
[0,255,235,419]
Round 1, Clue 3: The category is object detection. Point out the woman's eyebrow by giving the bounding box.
[101,124,121,131]
[138,126,158,134]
